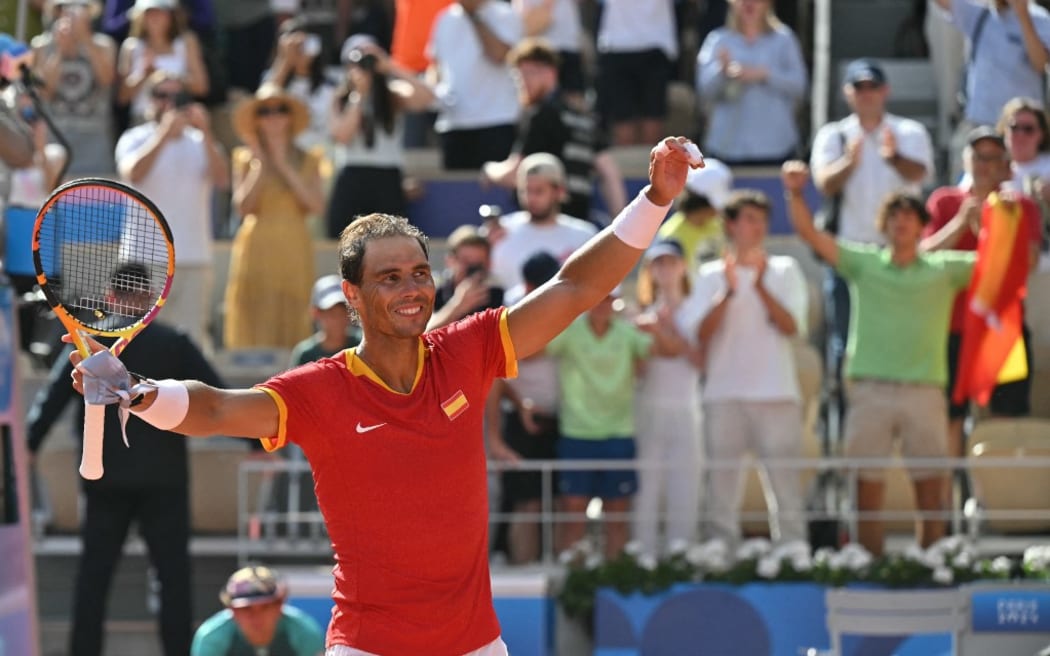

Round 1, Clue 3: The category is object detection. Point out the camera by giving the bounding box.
[465,263,486,279]
[173,90,192,109]
[346,49,378,72]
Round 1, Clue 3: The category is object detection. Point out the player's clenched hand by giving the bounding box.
[646,137,703,207]
[63,332,108,396]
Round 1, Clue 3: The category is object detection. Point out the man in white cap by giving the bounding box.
[489,152,597,291]
[657,158,733,274]
[290,275,362,366]
[191,565,324,656]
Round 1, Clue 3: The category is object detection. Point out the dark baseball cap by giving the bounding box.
[967,125,1006,149]
[844,59,886,86]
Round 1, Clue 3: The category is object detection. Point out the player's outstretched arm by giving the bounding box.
[506,137,697,359]
[68,336,279,439]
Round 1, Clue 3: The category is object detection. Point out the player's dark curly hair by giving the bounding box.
[338,213,429,287]
[875,192,930,232]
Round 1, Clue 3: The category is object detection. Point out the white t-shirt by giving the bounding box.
[490,212,597,290]
[636,304,700,405]
[512,0,582,52]
[509,354,560,414]
[677,256,807,403]
[596,0,678,59]
[115,123,214,265]
[810,113,934,244]
[428,1,522,132]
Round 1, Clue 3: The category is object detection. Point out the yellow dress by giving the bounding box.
[223,147,319,349]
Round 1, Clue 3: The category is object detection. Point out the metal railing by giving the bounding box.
[233,455,1050,565]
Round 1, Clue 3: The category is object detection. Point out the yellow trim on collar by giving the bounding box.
[343,341,425,395]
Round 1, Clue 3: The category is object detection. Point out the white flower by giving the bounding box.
[902,543,926,563]
[791,553,814,572]
[757,556,781,579]
[624,540,643,557]
[736,538,772,560]
[989,556,1013,574]
[923,549,946,570]
[772,539,811,562]
[707,554,731,574]
[667,539,690,557]
[685,544,706,567]
[839,543,873,571]
[1023,546,1050,571]
[584,553,604,570]
[638,553,658,571]
[952,550,974,570]
[557,549,577,566]
[813,547,835,567]
[932,566,954,585]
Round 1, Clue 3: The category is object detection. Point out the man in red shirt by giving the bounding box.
[923,126,1043,457]
[69,137,700,656]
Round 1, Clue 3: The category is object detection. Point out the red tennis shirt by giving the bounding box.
[257,307,517,655]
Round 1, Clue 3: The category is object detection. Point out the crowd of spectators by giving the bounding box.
[6,0,1050,566]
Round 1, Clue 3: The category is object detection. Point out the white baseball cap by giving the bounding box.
[684,158,733,211]
[311,275,346,310]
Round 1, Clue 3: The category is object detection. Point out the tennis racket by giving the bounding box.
[31,178,175,480]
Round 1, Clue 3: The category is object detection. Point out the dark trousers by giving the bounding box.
[71,486,192,656]
[823,268,851,446]
[439,124,516,171]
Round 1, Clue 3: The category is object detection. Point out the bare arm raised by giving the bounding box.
[782,160,840,267]
[507,137,698,359]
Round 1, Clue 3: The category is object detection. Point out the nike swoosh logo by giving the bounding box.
[355,422,387,434]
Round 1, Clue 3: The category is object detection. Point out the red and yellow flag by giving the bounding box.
[952,193,1030,406]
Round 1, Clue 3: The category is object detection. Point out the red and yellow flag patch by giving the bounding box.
[441,390,469,421]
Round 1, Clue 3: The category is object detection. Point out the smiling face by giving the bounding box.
[345,236,435,339]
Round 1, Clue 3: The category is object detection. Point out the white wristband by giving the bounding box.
[611,188,672,249]
[130,379,189,430]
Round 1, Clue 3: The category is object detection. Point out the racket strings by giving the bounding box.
[37,184,170,331]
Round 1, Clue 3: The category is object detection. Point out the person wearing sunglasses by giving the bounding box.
[192,565,324,656]
[923,126,1043,466]
[224,82,324,350]
[115,70,229,352]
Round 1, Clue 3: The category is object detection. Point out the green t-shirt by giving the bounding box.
[191,605,324,656]
[836,242,975,385]
[658,211,725,268]
[546,316,652,439]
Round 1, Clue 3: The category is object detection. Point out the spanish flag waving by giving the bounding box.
[952,192,1030,406]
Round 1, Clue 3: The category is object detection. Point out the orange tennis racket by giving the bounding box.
[32,178,175,480]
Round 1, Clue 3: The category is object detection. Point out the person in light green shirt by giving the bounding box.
[658,158,732,272]
[546,290,652,558]
[783,161,977,558]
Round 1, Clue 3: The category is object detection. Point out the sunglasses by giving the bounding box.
[255,104,291,118]
[851,81,883,92]
[1008,122,1039,135]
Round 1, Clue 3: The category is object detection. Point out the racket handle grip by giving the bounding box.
[80,401,106,480]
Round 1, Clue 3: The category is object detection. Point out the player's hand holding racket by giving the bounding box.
[32,178,175,480]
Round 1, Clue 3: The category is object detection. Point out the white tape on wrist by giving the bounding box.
[611,189,672,249]
[129,379,189,430]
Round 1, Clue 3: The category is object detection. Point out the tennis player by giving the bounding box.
[69,136,699,656]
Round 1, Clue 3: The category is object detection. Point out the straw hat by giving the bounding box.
[231,83,310,145]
